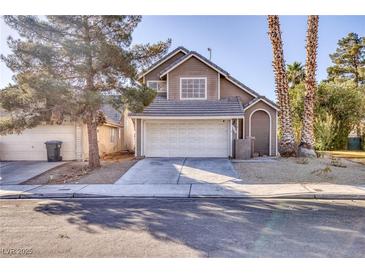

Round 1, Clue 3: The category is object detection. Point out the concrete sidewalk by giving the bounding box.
[1,182,365,200]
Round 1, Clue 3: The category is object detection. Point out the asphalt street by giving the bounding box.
[1,198,365,257]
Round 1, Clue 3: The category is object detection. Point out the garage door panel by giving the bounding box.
[144,120,229,157]
[0,125,76,161]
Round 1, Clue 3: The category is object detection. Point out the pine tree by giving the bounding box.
[327,32,365,86]
[0,16,170,168]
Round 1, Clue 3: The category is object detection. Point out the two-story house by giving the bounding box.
[124,46,279,158]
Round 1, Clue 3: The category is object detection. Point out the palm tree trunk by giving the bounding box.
[267,15,297,157]
[299,15,319,157]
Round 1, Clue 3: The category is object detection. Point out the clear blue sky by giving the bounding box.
[1,16,364,100]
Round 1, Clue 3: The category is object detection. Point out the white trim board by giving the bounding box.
[217,72,221,99]
[133,118,137,157]
[243,98,280,111]
[146,80,167,93]
[166,73,169,100]
[275,111,279,156]
[130,115,244,120]
[229,119,233,157]
[248,108,272,156]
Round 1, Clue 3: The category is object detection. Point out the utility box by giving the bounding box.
[45,140,63,162]
[235,137,255,160]
[348,137,362,151]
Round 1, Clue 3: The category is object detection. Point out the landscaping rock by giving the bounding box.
[298,147,317,158]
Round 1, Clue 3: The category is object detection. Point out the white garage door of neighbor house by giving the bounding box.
[144,120,230,157]
[0,125,76,161]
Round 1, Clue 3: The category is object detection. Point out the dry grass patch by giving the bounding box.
[322,150,365,165]
[233,156,365,185]
[23,151,137,185]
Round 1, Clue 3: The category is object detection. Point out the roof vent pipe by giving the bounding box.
[207,48,212,60]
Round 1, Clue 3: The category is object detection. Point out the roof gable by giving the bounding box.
[137,47,189,81]
[159,50,278,109]
[243,97,279,111]
[159,51,229,77]
[159,51,259,97]
[138,46,279,111]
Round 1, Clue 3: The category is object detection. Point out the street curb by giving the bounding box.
[2,193,365,200]
[19,193,74,199]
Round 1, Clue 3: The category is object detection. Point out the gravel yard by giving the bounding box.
[233,156,365,185]
[23,152,137,185]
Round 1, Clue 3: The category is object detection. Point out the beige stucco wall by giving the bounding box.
[243,101,277,156]
[81,123,123,160]
[220,77,255,104]
[168,56,219,101]
[144,52,186,82]
[123,110,136,153]
[98,125,123,156]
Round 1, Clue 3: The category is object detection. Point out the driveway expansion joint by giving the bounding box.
[176,157,187,184]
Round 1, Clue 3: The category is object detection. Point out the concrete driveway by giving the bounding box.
[115,158,242,185]
[0,161,65,185]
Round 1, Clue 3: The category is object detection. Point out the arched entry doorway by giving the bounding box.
[249,109,271,156]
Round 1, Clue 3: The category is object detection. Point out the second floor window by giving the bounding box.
[180,77,207,99]
[147,81,167,93]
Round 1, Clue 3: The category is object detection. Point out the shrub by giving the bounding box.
[314,81,365,150]
[314,113,338,150]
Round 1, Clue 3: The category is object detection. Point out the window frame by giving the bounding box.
[110,127,118,143]
[179,77,207,100]
[146,80,167,93]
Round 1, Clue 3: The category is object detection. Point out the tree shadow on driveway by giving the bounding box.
[33,198,365,257]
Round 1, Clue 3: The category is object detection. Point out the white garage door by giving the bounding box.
[0,124,76,161]
[144,120,229,157]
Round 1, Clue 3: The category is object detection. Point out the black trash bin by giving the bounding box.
[45,140,63,162]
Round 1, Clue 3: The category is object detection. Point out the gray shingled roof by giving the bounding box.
[101,104,122,124]
[131,97,244,117]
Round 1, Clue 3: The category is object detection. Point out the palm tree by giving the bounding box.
[299,15,319,157]
[267,15,297,157]
[287,61,305,87]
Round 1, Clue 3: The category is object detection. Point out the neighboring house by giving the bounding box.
[0,104,123,161]
[124,46,279,158]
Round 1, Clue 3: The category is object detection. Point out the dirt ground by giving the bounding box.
[233,156,365,185]
[23,151,137,185]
